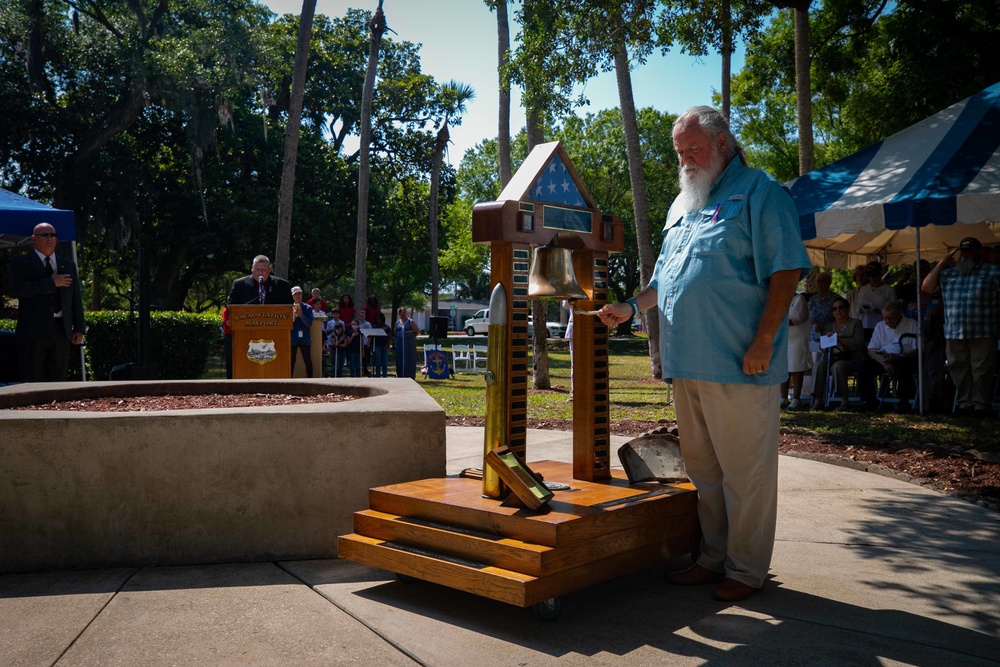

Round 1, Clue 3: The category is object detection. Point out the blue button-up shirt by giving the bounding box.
[650,159,811,385]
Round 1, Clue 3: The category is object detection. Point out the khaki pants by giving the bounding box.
[673,379,780,588]
[946,338,997,411]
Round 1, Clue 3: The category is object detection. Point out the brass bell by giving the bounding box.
[528,235,587,301]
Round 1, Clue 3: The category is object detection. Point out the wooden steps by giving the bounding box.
[338,461,700,608]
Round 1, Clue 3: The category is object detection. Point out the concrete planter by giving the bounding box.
[0,379,445,574]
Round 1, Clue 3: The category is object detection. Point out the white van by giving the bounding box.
[464,309,490,336]
[463,309,566,338]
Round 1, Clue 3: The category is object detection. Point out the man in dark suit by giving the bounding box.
[223,255,293,375]
[226,254,294,307]
[10,222,86,382]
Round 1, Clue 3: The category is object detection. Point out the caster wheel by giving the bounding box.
[533,597,562,621]
[395,572,418,584]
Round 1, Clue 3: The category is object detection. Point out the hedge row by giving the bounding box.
[1,311,220,381]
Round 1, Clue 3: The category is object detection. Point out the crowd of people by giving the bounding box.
[224,255,421,379]
[789,238,1000,416]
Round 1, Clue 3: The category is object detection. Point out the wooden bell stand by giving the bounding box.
[338,143,699,617]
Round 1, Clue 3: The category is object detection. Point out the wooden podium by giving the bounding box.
[228,305,293,379]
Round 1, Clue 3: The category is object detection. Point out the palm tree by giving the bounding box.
[355,0,387,310]
[429,80,475,315]
[492,0,513,187]
[274,0,317,279]
[610,10,660,378]
[771,0,814,174]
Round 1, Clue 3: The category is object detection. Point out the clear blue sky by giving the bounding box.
[263,1,748,164]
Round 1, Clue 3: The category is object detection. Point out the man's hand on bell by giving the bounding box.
[598,303,632,327]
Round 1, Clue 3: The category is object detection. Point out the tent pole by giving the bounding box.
[71,241,87,382]
[915,234,923,414]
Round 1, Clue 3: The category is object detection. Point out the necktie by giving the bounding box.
[258,280,265,304]
[46,256,61,314]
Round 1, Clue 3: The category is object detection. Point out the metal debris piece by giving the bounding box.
[617,430,688,485]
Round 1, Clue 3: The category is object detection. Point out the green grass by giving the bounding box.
[416,336,997,452]
[417,336,676,422]
[200,335,994,452]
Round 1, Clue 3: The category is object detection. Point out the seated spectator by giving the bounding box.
[859,302,919,411]
[810,297,865,410]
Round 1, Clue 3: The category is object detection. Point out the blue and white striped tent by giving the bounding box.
[788,82,1000,269]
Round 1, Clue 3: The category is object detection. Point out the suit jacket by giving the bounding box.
[10,251,86,340]
[227,274,294,306]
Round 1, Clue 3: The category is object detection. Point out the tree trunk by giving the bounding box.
[355,2,386,310]
[429,124,448,315]
[90,265,102,311]
[793,2,814,175]
[274,0,317,279]
[524,108,550,389]
[612,27,660,379]
[496,0,512,188]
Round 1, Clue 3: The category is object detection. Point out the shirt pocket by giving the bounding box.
[690,205,749,257]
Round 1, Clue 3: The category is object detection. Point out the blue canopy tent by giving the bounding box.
[789,81,1000,269]
[0,187,77,247]
[1,187,85,381]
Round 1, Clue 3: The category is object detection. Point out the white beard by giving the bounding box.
[676,148,726,213]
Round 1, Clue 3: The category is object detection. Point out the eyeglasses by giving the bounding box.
[832,306,847,311]
[35,233,57,239]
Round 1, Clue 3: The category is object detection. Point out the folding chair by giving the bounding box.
[472,345,488,373]
[451,344,472,373]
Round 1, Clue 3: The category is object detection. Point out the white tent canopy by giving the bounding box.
[789,82,1000,269]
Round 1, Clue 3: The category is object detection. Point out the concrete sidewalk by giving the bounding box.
[3,426,999,666]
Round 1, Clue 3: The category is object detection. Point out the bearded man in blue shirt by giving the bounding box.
[600,106,811,602]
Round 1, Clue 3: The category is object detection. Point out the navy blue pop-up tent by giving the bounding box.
[0,187,76,247]
[789,81,1000,269]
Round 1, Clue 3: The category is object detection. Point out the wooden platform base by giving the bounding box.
[338,461,700,608]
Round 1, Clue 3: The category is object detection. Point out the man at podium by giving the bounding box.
[227,255,293,307]
[225,255,294,377]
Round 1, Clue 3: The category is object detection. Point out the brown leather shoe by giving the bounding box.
[712,578,757,601]
[666,564,725,586]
